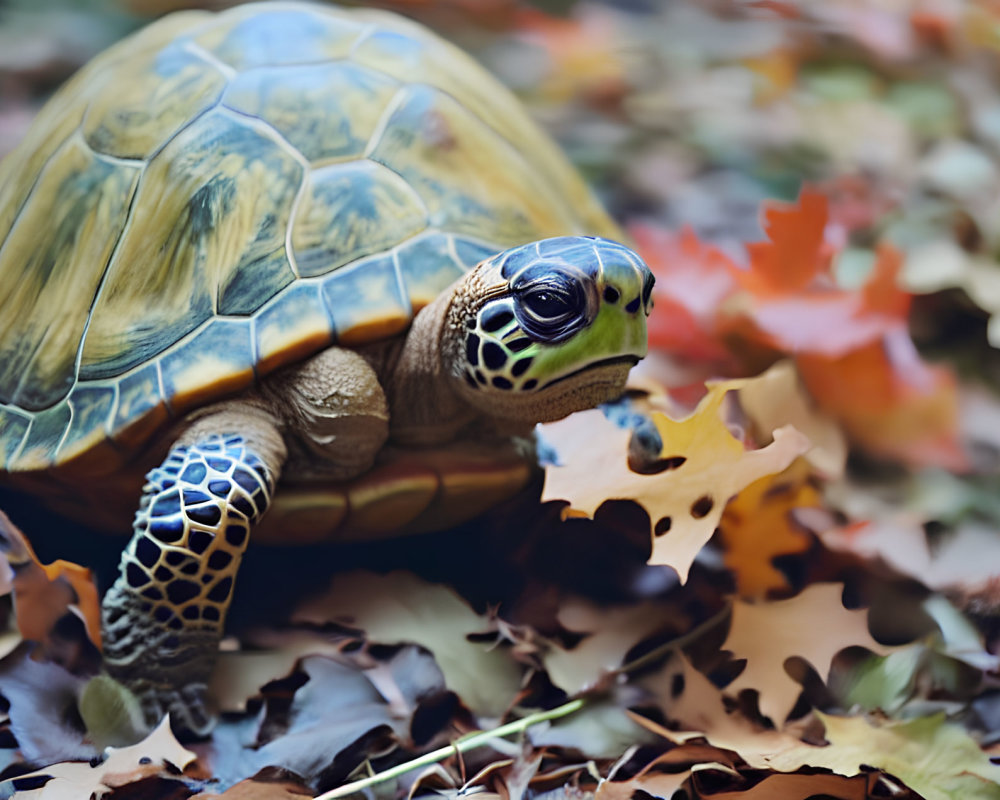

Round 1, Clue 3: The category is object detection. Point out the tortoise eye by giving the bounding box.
[511,266,595,344]
[524,289,572,319]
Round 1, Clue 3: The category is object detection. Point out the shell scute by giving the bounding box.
[57,386,123,477]
[395,232,468,311]
[222,62,399,165]
[0,408,31,471]
[0,136,141,410]
[193,6,364,71]
[292,160,427,278]
[80,109,303,380]
[110,364,167,452]
[83,41,227,160]
[368,85,578,247]
[254,281,333,377]
[322,254,410,345]
[15,403,72,472]
[158,318,255,415]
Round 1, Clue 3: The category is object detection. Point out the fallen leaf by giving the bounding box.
[767,712,1000,800]
[0,509,101,650]
[721,583,893,724]
[542,381,810,581]
[717,464,821,599]
[13,716,195,799]
[736,360,848,480]
[292,570,523,718]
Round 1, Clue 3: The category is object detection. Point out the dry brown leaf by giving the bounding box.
[13,716,195,799]
[0,509,101,649]
[691,770,870,799]
[191,767,312,798]
[541,381,810,582]
[721,583,892,724]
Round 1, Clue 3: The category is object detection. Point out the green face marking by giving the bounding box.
[460,237,652,394]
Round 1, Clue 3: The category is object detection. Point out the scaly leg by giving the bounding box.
[101,432,277,735]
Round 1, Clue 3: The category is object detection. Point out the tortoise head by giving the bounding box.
[448,236,653,423]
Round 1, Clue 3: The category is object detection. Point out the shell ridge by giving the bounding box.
[181,39,239,81]
[361,85,411,159]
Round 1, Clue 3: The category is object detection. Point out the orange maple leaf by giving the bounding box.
[718,464,822,599]
[631,224,738,362]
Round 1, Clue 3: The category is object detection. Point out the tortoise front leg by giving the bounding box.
[101,428,282,735]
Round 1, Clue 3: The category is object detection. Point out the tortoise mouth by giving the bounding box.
[538,355,640,391]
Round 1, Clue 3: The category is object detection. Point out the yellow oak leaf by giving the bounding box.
[721,583,892,725]
[541,381,810,582]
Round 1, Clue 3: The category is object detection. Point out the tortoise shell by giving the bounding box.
[0,1,618,485]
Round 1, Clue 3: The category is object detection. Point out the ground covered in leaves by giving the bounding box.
[2,0,1000,798]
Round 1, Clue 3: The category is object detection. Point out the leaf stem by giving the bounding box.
[313,699,585,800]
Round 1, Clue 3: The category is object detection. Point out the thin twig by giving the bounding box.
[313,699,585,800]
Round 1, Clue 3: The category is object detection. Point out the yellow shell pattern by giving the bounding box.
[0,2,618,477]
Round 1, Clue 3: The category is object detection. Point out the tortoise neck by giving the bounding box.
[383,289,477,446]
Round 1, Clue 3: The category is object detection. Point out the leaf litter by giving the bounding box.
[3,0,1000,798]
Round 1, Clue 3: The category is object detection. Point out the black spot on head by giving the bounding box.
[225,524,248,548]
[203,606,220,622]
[481,306,514,333]
[181,561,199,575]
[151,490,181,518]
[149,518,184,544]
[166,579,201,605]
[208,479,231,498]
[465,333,480,366]
[154,565,173,583]
[179,463,207,485]
[208,550,232,570]
[188,504,222,527]
[141,586,163,601]
[153,606,174,623]
[189,529,214,555]
[463,372,477,389]
[182,606,199,620]
[603,285,620,304]
[200,441,222,452]
[492,376,513,390]
[482,342,507,370]
[207,577,233,603]
[136,538,161,568]
[224,435,242,445]
[507,337,532,353]
[625,297,641,314]
[165,550,186,566]
[522,378,538,391]
[690,495,714,519]
[207,457,231,472]
[654,517,672,536]
[511,357,533,377]
[126,562,150,588]
[475,370,487,385]
[252,489,269,513]
[167,616,183,630]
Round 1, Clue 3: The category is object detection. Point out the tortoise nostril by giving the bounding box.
[603,286,620,304]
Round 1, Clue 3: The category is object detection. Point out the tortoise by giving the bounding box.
[0,1,653,734]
